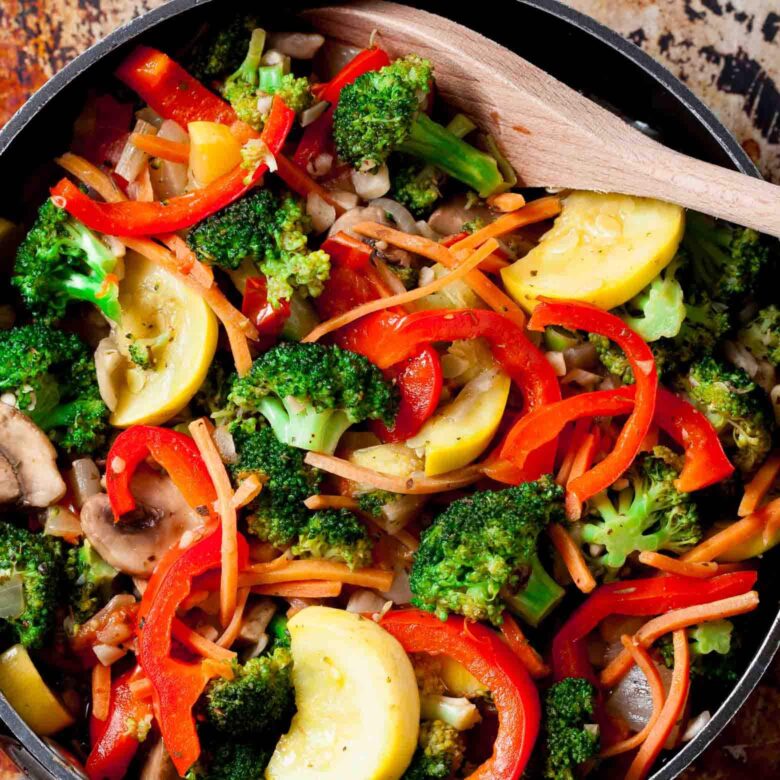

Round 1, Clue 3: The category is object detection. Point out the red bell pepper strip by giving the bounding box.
[321,231,373,270]
[527,300,657,518]
[381,609,539,780]
[106,425,217,519]
[86,667,153,780]
[551,570,757,682]
[241,276,291,350]
[137,528,249,776]
[116,46,238,128]
[50,96,294,236]
[294,48,392,170]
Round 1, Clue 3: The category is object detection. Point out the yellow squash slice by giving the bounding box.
[188,121,243,187]
[501,191,685,311]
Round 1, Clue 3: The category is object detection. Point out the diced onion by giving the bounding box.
[420,695,481,730]
[346,589,388,614]
[301,101,329,127]
[682,711,711,742]
[564,342,598,371]
[329,205,385,238]
[94,337,124,412]
[261,50,291,73]
[43,506,83,541]
[93,644,127,666]
[268,32,325,59]
[135,107,163,128]
[372,256,407,296]
[369,198,420,235]
[352,164,391,200]
[116,119,156,183]
[69,458,102,508]
[545,351,567,377]
[214,426,237,464]
[307,192,337,233]
[329,190,359,211]
[416,220,440,240]
[562,368,602,390]
[150,120,189,200]
[606,656,672,731]
[256,94,274,117]
[307,152,333,178]
[0,575,25,619]
[380,567,413,604]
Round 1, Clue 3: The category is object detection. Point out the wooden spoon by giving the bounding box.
[304,0,780,237]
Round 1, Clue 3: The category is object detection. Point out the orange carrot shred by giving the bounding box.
[91,663,112,722]
[739,452,780,516]
[232,475,264,509]
[548,523,596,593]
[556,420,590,486]
[216,588,250,649]
[130,132,190,164]
[486,192,527,212]
[171,618,236,661]
[253,580,343,598]
[304,494,361,511]
[638,551,719,579]
[499,611,550,678]
[566,431,599,487]
[128,677,154,700]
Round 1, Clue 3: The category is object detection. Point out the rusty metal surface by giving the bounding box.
[0,0,779,777]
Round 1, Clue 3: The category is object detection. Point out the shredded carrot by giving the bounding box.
[128,677,154,700]
[450,196,562,253]
[171,618,236,661]
[190,418,238,628]
[600,635,666,758]
[130,132,190,164]
[128,162,154,202]
[479,255,510,273]
[638,551,720,579]
[253,580,343,598]
[216,588,250,649]
[303,452,483,495]
[566,430,599,487]
[556,420,591,487]
[242,559,395,591]
[739,452,780,516]
[304,494,361,511]
[180,589,211,612]
[56,153,124,203]
[354,222,525,323]
[159,233,215,287]
[487,192,527,212]
[91,662,112,721]
[626,630,690,780]
[600,591,759,688]
[499,612,550,678]
[681,498,780,563]
[232,475,264,509]
[302,239,499,343]
[548,523,596,593]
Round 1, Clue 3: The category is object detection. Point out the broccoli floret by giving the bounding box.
[266,614,291,651]
[0,324,108,454]
[290,509,373,570]
[334,56,502,197]
[204,646,294,738]
[186,15,260,83]
[228,342,398,454]
[738,304,780,367]
[357,490,397,518]
[231,425,322,547]
[402,720,465,780]
[543,678,599,780]
[275,73,314,114]
[619,257,686,342]
[659,620,740,683]
[409,477,566,626]
[582,447,702,569]
[187,189,330,307]
[64,540,117,627]
[678,357,773,472]
[126,332,170,370]
[681,212,771,301]
[0,522,64,649]
[391,157,442,218]
[187,742,271,780]
[13,199,120,322]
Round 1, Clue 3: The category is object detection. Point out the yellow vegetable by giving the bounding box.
[267,607,419,780]
[439,656,487,698]
[501,191,685,311]
[110,252,217,427]
[407,367,511,476]
[349,442,424,477]
[0,645,74,735]
[188,121,243,187]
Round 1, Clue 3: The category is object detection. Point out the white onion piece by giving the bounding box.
[416,220,440,240]
[771,384,780,424]
[103,235,126,260]
[0,576,25,619]
[372,256,407,296]
[346,589,388,614]
[256,94,274,117]
[214,426,237,464]
[301,101,329,127]
[135,107,163,128]
[380,495,426,535]
[94,337,125,412]
[369,197,420,235]
[44,506,83,541]
[150,120,189,200]
[606,657,672,732]
[725,340,759,378]
[380,567,413,605]
[268,32,325,59]
[239,599,277,643]
[329,205,386,238]
[352,164,391,200]
[564,342,598,371]
[307,152,333,178]
[563,368,602,390]
[329,190,359,211]
[682,711,711,742]
[116,118,156,183]
[545,351,567,377]
[93,644,127,666]
[306,192,337,233]
[70,458,102,508]
[261,50,291,73]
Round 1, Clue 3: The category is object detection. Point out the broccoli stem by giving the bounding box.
[503,554,565,627]
[258,64,284,92]
[61,273,120,321]
[230,27,266,86]
[399,113,504,197]
[258,396,353,454]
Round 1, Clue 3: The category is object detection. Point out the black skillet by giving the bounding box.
[0,0,775,777]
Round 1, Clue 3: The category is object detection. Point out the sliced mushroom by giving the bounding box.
[0,402,66,508]
[140,739,178,780]
[80,466,207,577]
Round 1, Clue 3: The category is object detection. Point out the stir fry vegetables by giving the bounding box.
[1,16,778,780]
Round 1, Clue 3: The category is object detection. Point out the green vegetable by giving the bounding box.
[738,304,780,367]
[582,447,702,569]
[187,742,272,780]
[186,15,260,83]
[187,189,330,307]
[64,540,117,627]
[357,490,397,518]
[227,342,398,454]
[678,357,773,472]
[281,294,320,342]
[204,646,294,738]
[334,56,502,196]
[0,324,108,454]
[402,720,466,780]
[542,677,599,780]
[659,619,740,683]
[266,614,291,651]
[290,509,374,570]
[13,199,120,323]
[0,522,63,649]
[409,477,566,626]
